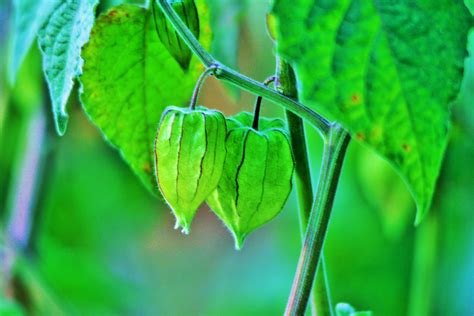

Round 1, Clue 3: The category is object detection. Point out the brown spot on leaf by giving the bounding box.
[351,93,361,105]
[355,132,365,141]
[402,143,412,153]
[143,162,152,173]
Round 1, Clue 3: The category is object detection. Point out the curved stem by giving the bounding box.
[156,0,331,138]
[252,76,275,130]
[285,124,350,316]
[189,65,218,110]
[276,58,333,316]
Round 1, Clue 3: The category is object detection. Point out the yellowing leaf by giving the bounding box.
[80,4,210,193]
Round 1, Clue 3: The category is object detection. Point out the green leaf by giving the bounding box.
[79,3,210,193]
[38,0,99,135]
[271,0,473,222]
[466,0,474,15]
[336,303,372,316]
[8,0,59,84]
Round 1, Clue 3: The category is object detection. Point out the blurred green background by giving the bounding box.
[1,0,473,315]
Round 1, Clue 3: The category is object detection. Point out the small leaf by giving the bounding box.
[207,113,294,249]
[153,0,200,70]
[8,0,59,84]
[336,303,373,316]
[80,3,211,193]
[336,303,356,316]
[272,0,473,223]
[155,106,227,233]
[38,0,99,135]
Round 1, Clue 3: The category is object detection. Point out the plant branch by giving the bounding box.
[156,2,351,315]
[285,124,350,316]
[155,0,331,138]
[276,58,333,316]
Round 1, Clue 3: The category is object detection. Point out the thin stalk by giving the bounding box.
[285,125,350,316]
[276,59,333,316]
[6,108,47,251]
[3,106,48,298]
[156,0,331,138]
[252,76,275,130]
[188,65,218,110]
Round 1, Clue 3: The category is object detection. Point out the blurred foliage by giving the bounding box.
[0,1,473,316]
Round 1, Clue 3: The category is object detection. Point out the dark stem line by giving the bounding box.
[156,0,331,138]
[276,59,333,316]
[285,125,350,316]
[252,76,276,130]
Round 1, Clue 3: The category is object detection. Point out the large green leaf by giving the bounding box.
[271,0,473,222]
[8,0,59,84]
[38,0,99,136]
[79,3,210,193]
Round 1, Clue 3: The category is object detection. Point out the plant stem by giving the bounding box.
[252,76,275,130]
[188,65,218,110]
[276,58,333,316]
[285,124,350,316]
[407,212,438,316]
[5,108,47,251]
[2,106,49,298]
[156,2,350,315]
[156,0,331,138]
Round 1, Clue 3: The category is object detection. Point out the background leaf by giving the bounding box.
[466,0,474,15]
[271,0,473,222]
[38,0,99,135]
[207,0,244,71]
[8,0,58,84]
[79,3,210,193]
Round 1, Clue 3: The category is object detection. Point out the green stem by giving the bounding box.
[407,212,438,316]
[188,65,218,110]
[156,2,350,315]
[156,0,331,138]
[276,58,333,316]
[285,125,350,316]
